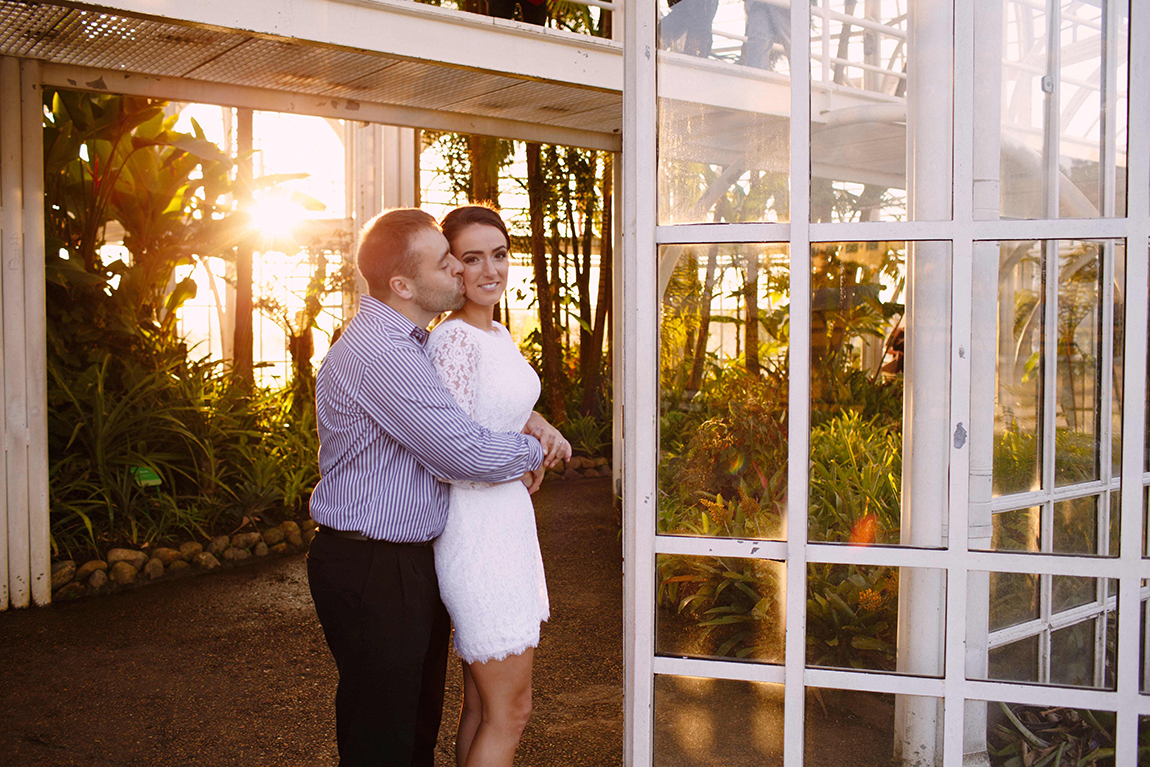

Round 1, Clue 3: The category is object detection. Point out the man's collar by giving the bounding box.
[359,295,430,346]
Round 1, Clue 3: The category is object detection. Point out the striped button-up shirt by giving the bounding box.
[309,296,544,542]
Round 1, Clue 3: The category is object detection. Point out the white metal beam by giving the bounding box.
[37,62,621,152]
[75,0,623,92]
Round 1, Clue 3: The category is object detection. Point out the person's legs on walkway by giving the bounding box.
[308,534,448,766]
[460,649,535,767]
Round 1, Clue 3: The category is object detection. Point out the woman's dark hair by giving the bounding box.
[440,205,511,251]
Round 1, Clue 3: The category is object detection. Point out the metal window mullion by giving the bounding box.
[785,0,812,764]
[1113,0,1150,761]
[622,0,657,760]
[1100,0,1120,219]
[1043,0,1061,219]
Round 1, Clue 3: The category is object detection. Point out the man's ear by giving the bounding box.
[389,274,415,300]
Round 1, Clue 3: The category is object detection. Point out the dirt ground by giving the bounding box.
[0,478,623,767]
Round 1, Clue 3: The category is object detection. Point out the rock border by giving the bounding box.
[50,519,318,602]
[547,455,612,482]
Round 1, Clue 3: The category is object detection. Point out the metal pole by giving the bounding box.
[896,1,953,764]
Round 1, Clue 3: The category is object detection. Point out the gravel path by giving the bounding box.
[0,478,622,766]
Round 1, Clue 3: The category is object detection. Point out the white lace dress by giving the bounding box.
[427,318,550,664]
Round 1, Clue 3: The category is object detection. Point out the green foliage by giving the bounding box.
[563,414,611,457]
[988,704,1119,767]
[805,564,898,669]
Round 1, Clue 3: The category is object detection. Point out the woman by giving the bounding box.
[428,205,568,767]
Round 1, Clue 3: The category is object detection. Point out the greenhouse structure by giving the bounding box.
[1,0,1148,764]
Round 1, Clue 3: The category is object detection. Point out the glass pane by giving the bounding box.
[1055,241,1103,486]
[974,1,1130,220]
[1052,495,1097,554]
[989,572,1039,631]
[805,690,942,767]
[810,3,950,223]
[654,675,783,765]
[1112,243,1125,478]
[658,244,789,541]
[1141,581,1149,693]
[1052,575,1099,613]
[990,507,1041,551]
[657,0,791,225]
[1109,489,1121,557]
[657,554,784,663]
[806,565,944,676]
[1049,620,1098,688]
[994,240,1043,496]
[809,242,929,546]
[988,636,1039,683]
[983,700,1116,763]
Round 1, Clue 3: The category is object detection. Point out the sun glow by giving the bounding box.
[249,195,303,242]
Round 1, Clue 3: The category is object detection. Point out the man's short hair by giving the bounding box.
[357,208,439,296]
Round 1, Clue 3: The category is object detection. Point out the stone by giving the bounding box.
[280,520,301,537]
[88,569,108,591]
[51,560,76,590]
[152,547,183,566]
[222,547,250,562]
[231,532,262,551]
[583,468,600,479]
[53,582,85,601]
[269,543,290,556]
[567,456,584,471]
[597,464,612,477]
[75,560,107,582]
[593,457,609,467]
[253,542,269,557]
[546,469,563,482]
[192,552,221,570]
[261,526,285,547]
[109,561,138,586]
[206,536,230,557]
[107,548,148,571]
[178,542,203,560]
[563,468,581,481]
[144,558,164,580]
[286,533,303,548]
[300,525,316,545]
[168,560,191,576]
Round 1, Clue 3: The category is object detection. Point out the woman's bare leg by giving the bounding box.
[455,661,482,767]
[464,648,534,767]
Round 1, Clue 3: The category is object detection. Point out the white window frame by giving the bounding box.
[622,1,1150,766]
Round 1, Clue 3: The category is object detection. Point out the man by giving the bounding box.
[308,208,566,766]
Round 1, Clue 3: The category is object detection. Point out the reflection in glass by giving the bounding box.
[1052,496,1097,554]
[1109,490,1120,558]
[809,3,924,223]
[1054,241,1103,487]
[989,572,1039,631]
[805,690,940,767]
[656,0,791,225]
[1112,246,1125,478]
[809,242,907,544]
[1052,575,1097,614]
[1049,620,1098,688]
[658,244,789,541]
[985,701,1116,763]
[654,675,782,766]
[990,507,1041,552]
[657,554,784,663]
[994,241,1043,495]
[975,1,1129,220]
[988,636,1039,683]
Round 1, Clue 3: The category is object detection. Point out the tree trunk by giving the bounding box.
[744,245,760,375]
[686,244,719,391]
[580,154,612,416]
[233,108,254,388]
[468,134,501,207]
[527,142,567,423]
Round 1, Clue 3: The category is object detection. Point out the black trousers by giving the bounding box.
[308,532,451,767]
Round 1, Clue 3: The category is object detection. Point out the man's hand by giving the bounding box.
[524,411,572,469]
[520,467,546,494]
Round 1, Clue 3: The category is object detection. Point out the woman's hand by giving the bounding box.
[524,411,572,469]
[520,467,546,494]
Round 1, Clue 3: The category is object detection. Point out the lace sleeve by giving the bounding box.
[428,323,479,417]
